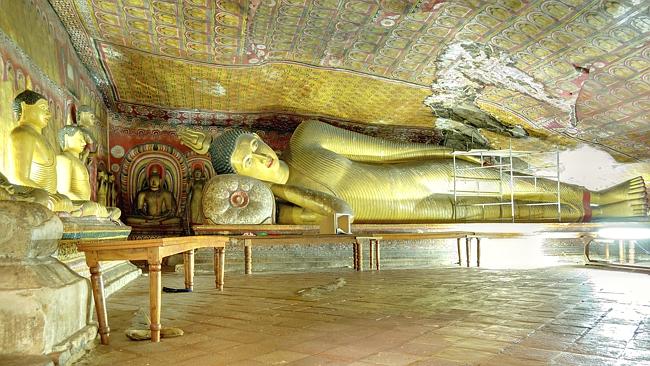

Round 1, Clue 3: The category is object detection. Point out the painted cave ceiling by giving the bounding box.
[48,0,649,161]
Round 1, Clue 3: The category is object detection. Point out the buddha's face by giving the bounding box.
[79,111,95,127]
[149,174,161,191]
[65,130,87,154]
[21,99,51,128]
[193,169,202,180]
[230,133,288,184]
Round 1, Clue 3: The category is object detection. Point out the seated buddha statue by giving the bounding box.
[126,167,179,225]
[0,171,50,207]
[178,120,648,225]
[6,90,115,219]
[56,125,121,220]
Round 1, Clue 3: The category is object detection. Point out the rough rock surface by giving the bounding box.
[426,42,575,150]
[0,201,96,365]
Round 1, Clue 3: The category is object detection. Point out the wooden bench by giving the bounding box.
[77,235,229,344]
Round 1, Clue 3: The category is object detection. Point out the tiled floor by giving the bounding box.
[75,266,650,365]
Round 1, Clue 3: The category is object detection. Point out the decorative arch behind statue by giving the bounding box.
[119,143,190,219]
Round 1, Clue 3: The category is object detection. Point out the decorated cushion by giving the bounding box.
[202,174,274,224]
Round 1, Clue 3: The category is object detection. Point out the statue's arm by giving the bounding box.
[177,127,212,155]
[298,120,468,163]
[136,192,146,214]
[270,184,353,217]
[55,155,74,198]
[8,130,40,187]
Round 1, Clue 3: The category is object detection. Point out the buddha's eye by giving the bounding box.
[243,156,252,168]
[250,139,258,151]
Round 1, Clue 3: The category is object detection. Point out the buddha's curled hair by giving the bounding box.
[209,128,249,175]
[13,90,46,120]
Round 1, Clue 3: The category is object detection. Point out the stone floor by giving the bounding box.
[74,266,650,366]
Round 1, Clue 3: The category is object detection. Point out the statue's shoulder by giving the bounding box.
[10,125,37,138]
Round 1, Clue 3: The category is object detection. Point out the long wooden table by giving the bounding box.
[77,235,229,344]
[225,232,474,273]
[195,222,650,271]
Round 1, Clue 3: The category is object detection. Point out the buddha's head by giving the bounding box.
[192,167,203,180]
[77,106,95,128]
[148,167,162,191]
[57,125,87,154]
[211,129,288,184]
[13,90,50,129]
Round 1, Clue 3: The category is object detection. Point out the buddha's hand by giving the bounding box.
[270,184,353,217]
[0,181,15,195]
[177,127,211,154]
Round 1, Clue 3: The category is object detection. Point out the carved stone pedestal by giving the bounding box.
[59,217,141,297]
[0,202,96,366]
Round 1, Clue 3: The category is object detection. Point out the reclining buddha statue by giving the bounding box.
[178,120,648,225]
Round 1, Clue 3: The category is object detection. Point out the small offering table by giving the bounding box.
[77,235,229,344]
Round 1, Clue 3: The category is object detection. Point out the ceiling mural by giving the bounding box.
[47,0,649,160]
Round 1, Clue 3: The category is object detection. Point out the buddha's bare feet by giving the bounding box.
[594,176,647,206]
[594,198,648,218]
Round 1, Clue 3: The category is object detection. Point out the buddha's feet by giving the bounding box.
[595,199,648,218]
[594,176,647,206]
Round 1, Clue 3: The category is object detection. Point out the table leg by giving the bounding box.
[215,247,225,291]
[374,239,380,270]
[88,259,110,345]
[358,240,363,271]
[149,261,162,342]
[465,237,471,268]
[368,239,373,269]
[184,250,194,291]
[353,240,358,270]
[476,238,481,267]
[456,238,462,266]
[619,240,625,263]
[244,239,252,275]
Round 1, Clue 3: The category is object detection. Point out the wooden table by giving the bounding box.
[77,235,229,344]
[230,234,359,274]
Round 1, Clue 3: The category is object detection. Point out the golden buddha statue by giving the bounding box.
[0,171,50,207]
[178,120,648,224]
[126,167,179,225]
[77,106,96,166]
[6,90,115,219]
[56,125,120,220]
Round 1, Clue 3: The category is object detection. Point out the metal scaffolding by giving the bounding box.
[452,143,561,222]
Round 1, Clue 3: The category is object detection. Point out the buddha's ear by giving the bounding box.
[19,101,28,116]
